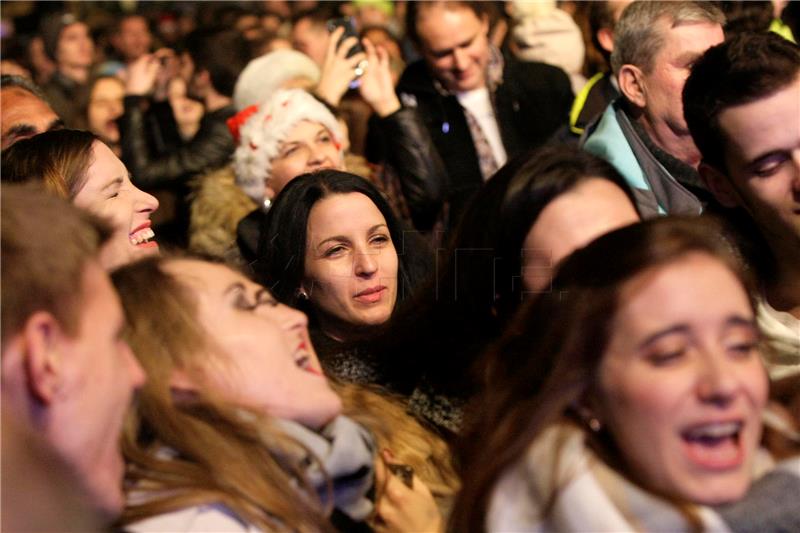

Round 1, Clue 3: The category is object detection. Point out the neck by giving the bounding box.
[636,114,701,169]
[59,64,89,84]
[764,243,800,319]
[205,90,231,113]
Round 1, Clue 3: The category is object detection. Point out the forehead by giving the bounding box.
[285,120,328,140]
[167,259,249,293]
[91,78,124,98]
[615,253,751,325]
[308,192,385,232]
[416,4,483,49]
[81,141,126,187]
[1,88,59,133]
[61,22,89,38]
[655,19,723,62]
[719,75,800,166]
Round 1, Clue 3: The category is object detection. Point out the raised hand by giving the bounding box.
[315,26,368,107]
[358,38,401,118]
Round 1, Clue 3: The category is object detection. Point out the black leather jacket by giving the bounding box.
[370,57,573,232]
[120,96,236,189]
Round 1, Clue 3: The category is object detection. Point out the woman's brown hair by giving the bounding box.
[0,129,96,198]
[111,256,333,532]
[450,217,759,532]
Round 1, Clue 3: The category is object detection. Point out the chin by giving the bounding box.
[673,473,751,506]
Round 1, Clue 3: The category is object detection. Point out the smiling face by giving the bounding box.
[596,253,768,505]
[415,3,490,93]
[522,179,640,292]
[268,120,344,199]
[168,260,341,429]
[72,141,159,270]
[303,192,399,340]
[87,78,124,145]
[717,74,800,236]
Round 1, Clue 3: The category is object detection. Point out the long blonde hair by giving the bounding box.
[336,383,460,516]
[111,257,333,532]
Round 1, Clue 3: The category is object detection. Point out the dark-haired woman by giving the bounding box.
[451,217,800,532]
[256,169,430,384]
[378,145,640,435]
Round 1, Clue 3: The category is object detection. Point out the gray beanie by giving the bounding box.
[40,12,80,61]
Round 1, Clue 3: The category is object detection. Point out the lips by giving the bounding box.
[681,420,746,470]
[129,221,158,248]
[354,285,386,304]
[294,342,323,376]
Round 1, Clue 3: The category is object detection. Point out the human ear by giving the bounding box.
[597,28,614,54]
[699,162,740,208]
[618,64,646,109]
[22,312,66,405]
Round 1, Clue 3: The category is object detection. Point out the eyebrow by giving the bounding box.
[3,123,37,143]
[47,118,65,131]
[315,224,388,250]
[428,31,479,57]
[745,149,787,171]
[101,176,124,192]
[637,315,757,350]
[224,281,246,296]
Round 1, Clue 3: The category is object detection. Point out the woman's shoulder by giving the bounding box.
[125,503,263,533]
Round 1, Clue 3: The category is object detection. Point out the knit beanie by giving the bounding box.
[233,49,321,111]
[232,89,343,202]
[40,12,80,61]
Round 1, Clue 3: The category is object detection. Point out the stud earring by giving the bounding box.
[296,288,309,300]
[587,417,602,433]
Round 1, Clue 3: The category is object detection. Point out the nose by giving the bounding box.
[354,249,378,278]
[453,47,469,72]
[274,302,310,332]
[307,146,330,169]
[123,342,147,389]
[696,351,738,406]
[134,184,159,214]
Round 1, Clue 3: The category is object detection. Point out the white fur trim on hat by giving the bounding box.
[233,89,343,202]
[233,49,321,111]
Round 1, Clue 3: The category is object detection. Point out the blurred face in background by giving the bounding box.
[116,16,152,62]
[415,3,490,92]
[291,17,329,66]
[522,179,639,292]
[56,22,94,69]
[87,77,124,146]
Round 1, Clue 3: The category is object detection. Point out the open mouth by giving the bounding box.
[129,226,158,248]
[294,343,322,376]
[681,421,744,470]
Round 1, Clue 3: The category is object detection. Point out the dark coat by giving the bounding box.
[370,58,573,233]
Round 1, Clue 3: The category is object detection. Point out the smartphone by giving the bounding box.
[326,17,365,59]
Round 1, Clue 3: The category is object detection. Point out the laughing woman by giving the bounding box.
[1,129,159,269]
[112,256,455,532]
[451,217,800,532]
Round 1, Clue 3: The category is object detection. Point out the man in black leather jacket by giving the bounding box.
[367,1,573,235]
[119,29,248,246]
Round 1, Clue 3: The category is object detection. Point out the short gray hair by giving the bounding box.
[611,1,724,74]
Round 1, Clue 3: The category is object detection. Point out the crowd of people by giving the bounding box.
[1,1,799,531]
